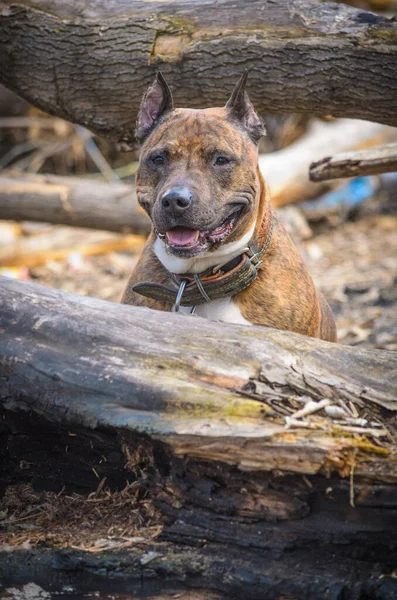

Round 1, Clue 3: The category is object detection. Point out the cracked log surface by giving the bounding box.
[1,414,397,600]
[0,1,397,147]
[0,276,396,480]
[1,277,397,597]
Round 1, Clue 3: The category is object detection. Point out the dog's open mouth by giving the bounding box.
[161,209,241,256]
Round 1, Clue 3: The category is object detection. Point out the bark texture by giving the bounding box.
[0,1,397,147]
[0,276,396,480]
[1,387,397,598]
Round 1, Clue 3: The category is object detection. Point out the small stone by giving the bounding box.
[344,282,372,295]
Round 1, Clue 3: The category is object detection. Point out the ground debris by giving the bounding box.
[0,483,162,551]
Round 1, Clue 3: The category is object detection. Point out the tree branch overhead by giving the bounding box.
[0,0,397,147]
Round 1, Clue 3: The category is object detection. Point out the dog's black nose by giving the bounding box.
[161,187,192,216]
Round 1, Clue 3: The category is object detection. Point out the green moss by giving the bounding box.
[365,29,397,44]
[331,427,390,456]
[161,15,196,35]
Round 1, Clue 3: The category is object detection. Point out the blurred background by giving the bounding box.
[0,0,396,351]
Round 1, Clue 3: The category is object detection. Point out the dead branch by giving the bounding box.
[309,143,397,182]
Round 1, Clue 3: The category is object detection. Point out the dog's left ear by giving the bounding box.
[225,71,265,143]
[136,72,174,144]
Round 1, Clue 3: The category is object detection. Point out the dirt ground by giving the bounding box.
[21,212,397,351]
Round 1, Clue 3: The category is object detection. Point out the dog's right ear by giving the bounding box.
[136,72,174,144]
[225,71,265,144]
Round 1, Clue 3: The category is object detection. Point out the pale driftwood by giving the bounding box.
[0,174,150,234]
[0,1,397,147]
[0,276,396,480]
[309,143,397,182]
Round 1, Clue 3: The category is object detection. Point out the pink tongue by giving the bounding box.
[167,228,198,246]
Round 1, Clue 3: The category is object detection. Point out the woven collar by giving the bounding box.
[131,214,274,309]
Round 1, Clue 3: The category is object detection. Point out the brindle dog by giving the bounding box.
[122,72,336,341]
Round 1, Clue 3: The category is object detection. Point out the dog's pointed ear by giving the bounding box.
[136,72,174,144]
[225,71,265,143]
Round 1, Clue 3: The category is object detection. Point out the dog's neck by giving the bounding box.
[153,166,270,276]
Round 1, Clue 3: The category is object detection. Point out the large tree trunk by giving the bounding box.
[1,277,396,597]
[0,279,397,600]
[0,1,396,147]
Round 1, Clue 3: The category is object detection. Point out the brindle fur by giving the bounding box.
[122,74,336,342]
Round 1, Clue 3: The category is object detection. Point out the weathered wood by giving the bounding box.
[310,142,397,182]
[0,174,150,234]
[1,407,397,598]
[1,277,397,597]
[0,276,396,481]
[0,1,397,147]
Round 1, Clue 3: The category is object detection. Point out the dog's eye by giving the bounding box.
[215,156,230,166]
[150,155,165,166]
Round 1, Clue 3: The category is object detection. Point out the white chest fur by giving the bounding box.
[153,226,255,326]
[180,297,252,326]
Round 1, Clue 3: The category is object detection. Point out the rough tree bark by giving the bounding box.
[1,277,397,598]
[0,0,396,147]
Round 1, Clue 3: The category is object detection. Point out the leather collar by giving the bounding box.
[131,213,274,309]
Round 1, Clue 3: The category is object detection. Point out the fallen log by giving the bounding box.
[0,226,145,268]
[0,174,149,234]
[309,142,397,182]
[1,1,397,147]
[0,276,396,475]
[1,277,397,597]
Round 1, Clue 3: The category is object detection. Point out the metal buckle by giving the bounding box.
[172,279,197,315]
[172,279,187,312]
[246,246,262,267]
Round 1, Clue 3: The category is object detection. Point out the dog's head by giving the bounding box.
[135,72,265,258]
